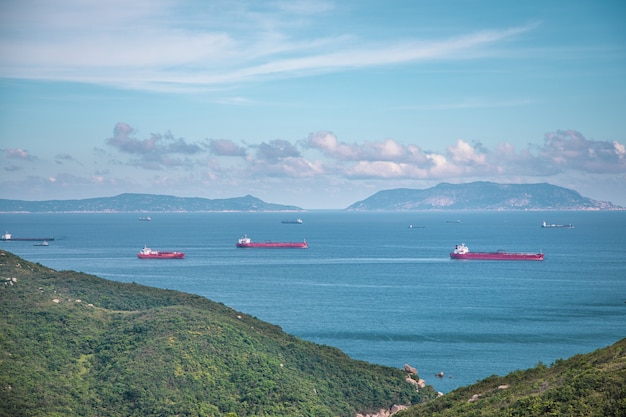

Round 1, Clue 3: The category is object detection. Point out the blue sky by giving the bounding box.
[1,0,625,209]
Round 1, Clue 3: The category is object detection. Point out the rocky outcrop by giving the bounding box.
[355,363,426,417]
[355,404,408,417]
[468,382,510,402]
[403,364,418,375]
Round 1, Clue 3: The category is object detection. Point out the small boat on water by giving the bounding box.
[236,235,308,249]
[138,216,152,221]
[281,218,303,224]
[137,245,185,259]
[450,243,544,261]
[1,232,54,241]
[542,221,573,228]
[33,241,49,247]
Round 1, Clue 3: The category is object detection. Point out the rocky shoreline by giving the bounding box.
[356,363,443,417]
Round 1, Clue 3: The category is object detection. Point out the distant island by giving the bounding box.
[0,182,622,212]
[0,193,304,213]
[347,182,623,211]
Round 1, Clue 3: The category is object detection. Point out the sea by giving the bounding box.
[1,210,625,393]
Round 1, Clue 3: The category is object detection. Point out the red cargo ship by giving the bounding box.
[137,245,185,259]
[236,235,308,249]
[450,243,543,261]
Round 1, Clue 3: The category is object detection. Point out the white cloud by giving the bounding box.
[347,161,429,179]
[3,148,36,160]
[539,130,626,173]
[2,112,625,205]
[6,122,625,192]
[304,131,362,160]
[447,140,487,165]
[614,141,625,160]
[262,129,626,182]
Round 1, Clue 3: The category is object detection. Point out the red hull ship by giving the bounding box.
[137,246,185,259]
[450,243,543,261]
[236,235,308,249]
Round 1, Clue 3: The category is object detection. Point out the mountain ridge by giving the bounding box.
[0,182,622,212]
[0,193,304,213]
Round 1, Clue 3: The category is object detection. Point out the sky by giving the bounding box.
[1,0,625,209]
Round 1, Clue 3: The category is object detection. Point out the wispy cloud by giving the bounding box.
[396,97,537,111]
[3,148,37,161]
[0,1,537,92]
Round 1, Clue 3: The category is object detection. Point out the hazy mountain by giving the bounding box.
[0,193,304,213]
[1,182,622,212]
[347,182,623,211]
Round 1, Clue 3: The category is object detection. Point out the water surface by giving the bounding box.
[2,210,624,393]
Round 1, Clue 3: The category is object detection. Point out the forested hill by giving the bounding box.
[0,193,303,213]
[347,182,623,211]
[396,337,626,417]
[1,250,624,416]
[0,250,435,417]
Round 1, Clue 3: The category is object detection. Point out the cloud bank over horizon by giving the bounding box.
[2,122,625,207]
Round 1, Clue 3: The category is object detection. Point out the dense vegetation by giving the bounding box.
[2,249,624,417]
[0,250,435,417]
[397,339,626,417]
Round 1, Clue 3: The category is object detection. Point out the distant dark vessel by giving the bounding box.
[450,243,544,261]
[542,221,573,229]
[236,235,308,248]
[446,220,461,224]
[1,232,54,242]
[281,218,303,224]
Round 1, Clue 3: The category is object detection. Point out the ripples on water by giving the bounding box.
[2,210,625,393]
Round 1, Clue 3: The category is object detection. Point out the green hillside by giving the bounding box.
[0,250,436,417]
[396,339,626,417]
[2,249,624,417]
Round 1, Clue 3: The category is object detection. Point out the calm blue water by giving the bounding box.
[2,211,625,393]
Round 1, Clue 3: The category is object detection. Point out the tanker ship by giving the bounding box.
[236,235,308,249]
[450,243,544,261]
